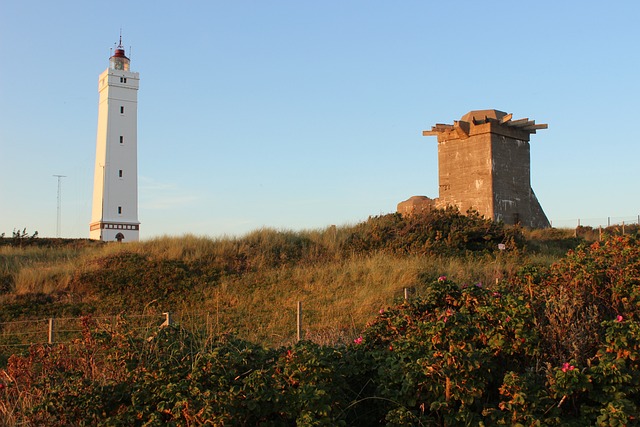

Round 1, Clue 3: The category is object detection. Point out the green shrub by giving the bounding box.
[3,233,640,426]
[9,219,640,425]
[527,235,640,365]
[69,252,209,311]
[343,208,523,256]
[357,276,543,425]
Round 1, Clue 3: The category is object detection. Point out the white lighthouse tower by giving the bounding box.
[90,37,140,241]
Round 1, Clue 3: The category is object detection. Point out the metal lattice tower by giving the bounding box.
[53,175,66,237]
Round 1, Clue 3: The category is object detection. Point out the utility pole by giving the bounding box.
[53,175,66,237]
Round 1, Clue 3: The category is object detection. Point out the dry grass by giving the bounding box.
[0,369,33,426]
[13,264,74,295]
[0,222,574,349]
[190,251,540,346]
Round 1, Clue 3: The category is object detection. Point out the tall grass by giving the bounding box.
[0,215,581,349]
[13,265,73,295]
[1,245,83,272]
[188,250,551,347]
[1,245,97,296]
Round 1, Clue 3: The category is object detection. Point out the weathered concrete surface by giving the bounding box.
[397,196,435,216]
[411,109,550,228]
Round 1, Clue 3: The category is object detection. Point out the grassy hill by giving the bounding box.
[3,210,640,425]
[1,209,583,349]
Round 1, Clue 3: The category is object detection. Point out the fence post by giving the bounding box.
[608,217,611,227]
[206,312,211,337]
[599,226,602,241]
[48,318,55,344]
[162,312,173,327]
[622,221,626,235]
[404,287,409,301]
[297,301,302,342]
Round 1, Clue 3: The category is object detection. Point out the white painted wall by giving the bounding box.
[90,60,140,241]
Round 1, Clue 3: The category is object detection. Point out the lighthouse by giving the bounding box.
[90,37,140,241]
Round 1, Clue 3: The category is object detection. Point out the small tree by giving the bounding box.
[10,228,38,247]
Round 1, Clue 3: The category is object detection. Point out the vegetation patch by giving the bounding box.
[1,210,639,424]
[70,252,210,310]
[2,234,640,425]
[344,208,523,256]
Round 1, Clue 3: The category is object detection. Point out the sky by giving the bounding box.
[1,1,639,239]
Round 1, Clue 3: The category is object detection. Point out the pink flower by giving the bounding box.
[379,308,385,314]
[492,292,501,298]
[505,316,511,323]
[561,362,575,372]
[616,315,623,322]
[438,275,447,282]
[475,282,483,288]
[353,336,363,345]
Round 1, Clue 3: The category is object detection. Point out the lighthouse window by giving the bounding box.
[119,136,124,144]
[120,106,125,114]
[119,77,127,83]
[119,170,123,178]
[118,206,122,214]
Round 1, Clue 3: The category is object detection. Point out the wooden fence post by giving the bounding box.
[48,318,55,344]
[404,287,409,301]
[297,301,302,342]
[206,312,211,337]
[162,312,173,327]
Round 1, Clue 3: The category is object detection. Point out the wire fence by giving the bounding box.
[0,313,169,349]
[550,215,640,229]
[0,302,368,357]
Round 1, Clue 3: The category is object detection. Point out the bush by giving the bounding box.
[69,252,208,311]
[527,235,640,365]
[357,276,543,425]
[343,208,523,256]
[5,227,640,425]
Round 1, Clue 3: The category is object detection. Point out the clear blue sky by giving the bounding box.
[1,1,639,238]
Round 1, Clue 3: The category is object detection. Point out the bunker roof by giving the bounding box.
[423,109,548,139]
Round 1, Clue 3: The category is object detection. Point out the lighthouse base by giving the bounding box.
[90,221,140,242]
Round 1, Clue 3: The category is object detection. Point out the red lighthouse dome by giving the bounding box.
[109,37,130,71]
